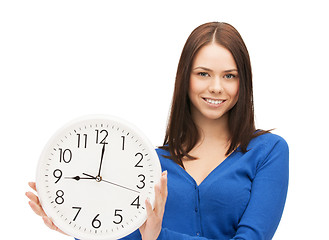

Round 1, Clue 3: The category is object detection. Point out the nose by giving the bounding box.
[208,76,223,94]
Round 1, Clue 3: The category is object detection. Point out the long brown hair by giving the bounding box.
[161,22,269,167]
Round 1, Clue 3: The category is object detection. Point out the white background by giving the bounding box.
[1,0,328,239]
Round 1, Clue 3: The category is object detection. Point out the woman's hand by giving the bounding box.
[26,172,168,240]
[25,182,69,236]
[139,170,168,240]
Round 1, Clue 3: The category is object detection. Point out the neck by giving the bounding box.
[193,113,231,146]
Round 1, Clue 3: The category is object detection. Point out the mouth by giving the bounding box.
[202,98,225,105]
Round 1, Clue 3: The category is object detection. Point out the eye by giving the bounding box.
[224,73,236,79]
[198,72,210,77]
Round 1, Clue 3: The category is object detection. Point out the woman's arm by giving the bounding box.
[231,138,289,239]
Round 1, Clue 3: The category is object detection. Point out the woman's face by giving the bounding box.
[189,43,239,123]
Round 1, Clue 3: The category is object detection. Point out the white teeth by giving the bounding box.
[205,98,223,105]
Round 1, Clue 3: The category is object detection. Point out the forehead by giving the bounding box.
[192,43,237,70]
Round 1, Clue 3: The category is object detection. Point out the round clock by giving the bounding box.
[36,115,162,240]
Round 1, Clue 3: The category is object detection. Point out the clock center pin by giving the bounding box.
[96,176,102,182]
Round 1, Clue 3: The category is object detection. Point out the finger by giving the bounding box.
[161,170,167,177]
[28,200,46,217]
[152,171,168,215]
[160,171,168,199]
[154,182,163,215]
[43,216,69,235]
[156,171,167,205]
[145,198,153,218]
[25,191,40,205]
[28,182,37,192]
[43,216,57,231]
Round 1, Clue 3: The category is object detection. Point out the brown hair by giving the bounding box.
[161,22,269,167]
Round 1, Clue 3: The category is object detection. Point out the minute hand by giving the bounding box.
[97,143,107,177]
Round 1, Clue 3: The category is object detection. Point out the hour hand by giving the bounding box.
[65,174,95,181]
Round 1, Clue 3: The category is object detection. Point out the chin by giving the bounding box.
[190,104,230,123]
[201,110,228,121]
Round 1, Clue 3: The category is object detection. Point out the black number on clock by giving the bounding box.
[95,129,108,144]
[72,207,82,221]
[77,133,87,148]
[59,148,72,163]
[121,136,125,150]
[53,169,62,183]
[131,196,141,209]
[135,152,143,167]
[137,174,146,189]
[55,190,64,204]
[92,214,101,229]
[113,209,123,224]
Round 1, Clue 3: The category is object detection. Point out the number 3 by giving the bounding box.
[137,174,145,189]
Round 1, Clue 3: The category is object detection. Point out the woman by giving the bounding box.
[26,22,289,240]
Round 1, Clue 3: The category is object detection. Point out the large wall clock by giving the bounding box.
[36,115,162,240]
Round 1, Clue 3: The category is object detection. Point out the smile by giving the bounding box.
[203,98,225,105]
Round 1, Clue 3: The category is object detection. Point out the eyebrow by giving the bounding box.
[193,66,213,71]
[193,66,238,72]
[223,69,238,73]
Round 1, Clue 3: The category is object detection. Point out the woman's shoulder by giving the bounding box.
[246,132,289,171]
[154,147,178,170]
[248,132,288,151]
[155,147,170,157]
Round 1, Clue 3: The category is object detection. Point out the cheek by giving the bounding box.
[188,77,202,98]
[233,83,240,101]
[225,81,240,103]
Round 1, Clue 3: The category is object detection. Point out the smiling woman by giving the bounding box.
[162,22,271,167]
[151,22,288,240]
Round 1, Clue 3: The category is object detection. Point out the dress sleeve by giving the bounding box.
[157,137,289,240]
[232,138,289,239]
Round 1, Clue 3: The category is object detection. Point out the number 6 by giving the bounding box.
[92,214,101,229]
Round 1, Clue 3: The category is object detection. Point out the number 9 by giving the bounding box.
[53,169,62,183]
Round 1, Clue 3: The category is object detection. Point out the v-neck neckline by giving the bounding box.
[178,148,238,187]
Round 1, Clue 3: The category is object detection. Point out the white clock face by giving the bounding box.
[36,115,162,240]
